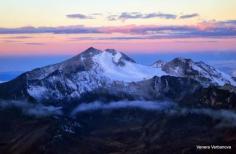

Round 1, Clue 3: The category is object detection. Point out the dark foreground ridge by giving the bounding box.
[1,106,236,154]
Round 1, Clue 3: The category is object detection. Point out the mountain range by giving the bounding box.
[0,47,236,109]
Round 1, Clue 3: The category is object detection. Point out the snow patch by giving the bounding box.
[28,86,48,100]
[218,70,236,86]
[93,51,166,82]
[113,52,122,63]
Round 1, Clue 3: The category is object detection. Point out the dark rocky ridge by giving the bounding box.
[233,77,236,81]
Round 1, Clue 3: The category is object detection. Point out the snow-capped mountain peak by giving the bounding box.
[67,47,135,66]
[4,47,166,101]
[153,57,236,86]
[78,47,102,56]
[66,47,102,63]
[152,60,166,68]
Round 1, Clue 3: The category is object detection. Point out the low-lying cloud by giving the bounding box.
[1,99,236,127]
[71,101,175,115]
[0,100,62,117]
[72,100,236,127]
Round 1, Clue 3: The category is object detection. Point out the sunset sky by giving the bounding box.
[0,0,236,55]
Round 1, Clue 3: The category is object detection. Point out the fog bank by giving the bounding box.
[1,99,236,127]
[71,100,175,115]
[0,100,62,117]
[72,100,236,127]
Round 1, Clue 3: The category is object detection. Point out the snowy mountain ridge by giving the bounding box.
[152,57,236,86]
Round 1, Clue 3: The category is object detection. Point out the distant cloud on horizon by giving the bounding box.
[0,20,236,40]
[218,19,236,25]
[107,12,177,21]
[66,12,178,21]
[0,25,101,34]
[0,36,33,39]
[24,42,45,46]
[179,13,199,19]
[66,12,200,21]
[66,13,95,19]
[65,12,201,21]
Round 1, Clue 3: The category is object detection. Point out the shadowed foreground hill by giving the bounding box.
[0,105,236,154]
